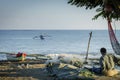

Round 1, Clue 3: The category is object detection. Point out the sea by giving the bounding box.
[0,30,120,55]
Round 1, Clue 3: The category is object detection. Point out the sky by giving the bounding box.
[0,0,120,30]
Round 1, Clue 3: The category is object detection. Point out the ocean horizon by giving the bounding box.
[0,30,120,55]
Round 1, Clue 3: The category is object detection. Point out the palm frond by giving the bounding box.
[68,0,120,20]
[92,11,105,20]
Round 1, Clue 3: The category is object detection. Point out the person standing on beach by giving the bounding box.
[99,47,120,76]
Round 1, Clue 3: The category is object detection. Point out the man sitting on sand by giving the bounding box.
[86,47,120,76]
[99,47,120,76]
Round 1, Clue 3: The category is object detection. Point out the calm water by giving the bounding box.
[0,30,120,54]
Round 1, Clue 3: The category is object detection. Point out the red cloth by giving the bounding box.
[16,52,26,57]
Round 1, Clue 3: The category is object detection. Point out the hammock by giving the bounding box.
[108,19,120,55]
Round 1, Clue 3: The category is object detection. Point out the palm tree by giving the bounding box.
[68,0,120,20]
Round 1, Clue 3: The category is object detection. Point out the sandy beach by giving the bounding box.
[0,53,120,80]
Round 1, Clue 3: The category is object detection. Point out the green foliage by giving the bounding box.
[68,0,103,9]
